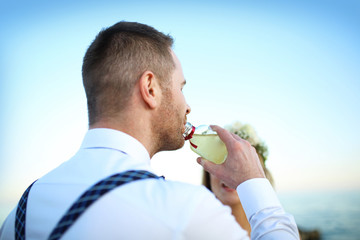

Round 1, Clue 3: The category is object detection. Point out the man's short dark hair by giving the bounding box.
[82,21,175,125]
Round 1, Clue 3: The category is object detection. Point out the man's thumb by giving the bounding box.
[196,157,219,176]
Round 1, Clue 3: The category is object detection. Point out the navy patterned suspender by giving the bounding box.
[15,170,163,240]
[15,181,37,240]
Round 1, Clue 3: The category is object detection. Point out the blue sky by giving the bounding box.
[1,0,360,219]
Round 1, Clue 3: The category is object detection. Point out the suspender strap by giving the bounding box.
[15,170,163,240]
[15,180,37,240]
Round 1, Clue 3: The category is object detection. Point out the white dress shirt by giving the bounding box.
[0,128,299,239]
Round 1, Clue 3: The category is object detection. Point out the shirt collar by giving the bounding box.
[80,128,151,164]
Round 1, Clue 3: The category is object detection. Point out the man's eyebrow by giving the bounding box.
[182,79,187,86]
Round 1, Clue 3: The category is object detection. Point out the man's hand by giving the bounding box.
[197,125,266,189]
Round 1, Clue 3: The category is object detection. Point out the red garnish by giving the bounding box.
[190,141,198,149]
[184,126,195,140]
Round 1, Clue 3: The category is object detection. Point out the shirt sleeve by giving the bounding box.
[237,178,300,239]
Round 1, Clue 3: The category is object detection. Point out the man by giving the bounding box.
[0,21,299,239]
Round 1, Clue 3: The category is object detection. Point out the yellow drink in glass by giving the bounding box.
[189,134,228,164]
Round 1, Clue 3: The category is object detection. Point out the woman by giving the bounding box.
[203,122,320,240]
[202,121,273,236]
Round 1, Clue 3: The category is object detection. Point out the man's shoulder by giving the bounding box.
[157,179,214,200]
[109,178,218,213]
[119,177,213,201]
[77,178,220,231]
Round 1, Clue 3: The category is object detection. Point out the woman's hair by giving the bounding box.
[202,121,274,190]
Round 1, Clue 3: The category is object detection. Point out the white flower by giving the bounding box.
[225,121,260,146]
[225,121,268,162]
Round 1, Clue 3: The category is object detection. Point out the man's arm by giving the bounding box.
[197,125,300,239]
[238,178,299,239]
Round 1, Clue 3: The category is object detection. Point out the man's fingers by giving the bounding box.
[230,132,243,141]
[210,125,234,146]
[197,157,221,177]
[196,157,203,165]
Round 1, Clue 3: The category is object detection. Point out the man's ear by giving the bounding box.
[139,71,160,109]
